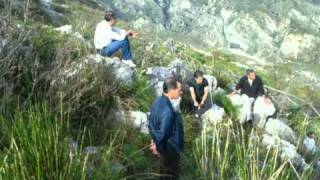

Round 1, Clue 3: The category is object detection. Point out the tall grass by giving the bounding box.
[192,121,315,179]
[0,103,122,179]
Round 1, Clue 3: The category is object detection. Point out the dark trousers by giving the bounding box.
[191,98,212,117]
[159,153,180,180]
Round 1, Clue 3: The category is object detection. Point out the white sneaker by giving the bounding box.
[122,60,136,68]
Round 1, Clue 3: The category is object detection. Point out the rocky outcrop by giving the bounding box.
[98,0,320,64]
[39,0,65,25]
[146,58,192,96]
[228,94,276,127]
[262,134,310,171]
[56,55,135,85]
[264,119,297,144]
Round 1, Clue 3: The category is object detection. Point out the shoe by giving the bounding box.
[122,60,136,68]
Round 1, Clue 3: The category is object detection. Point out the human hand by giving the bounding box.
[194,101,200,107]
[149,142,159,156]
[229,91,236,96]
[263,96,270,105]
[132,31,139,38]
[200,102,204,106]
[125,30,133,37]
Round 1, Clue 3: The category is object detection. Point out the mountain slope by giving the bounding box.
[96,0,320,65]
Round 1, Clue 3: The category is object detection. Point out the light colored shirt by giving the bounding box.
[303,136,316,154]
[248,78,253,86]
[94,20,126,49]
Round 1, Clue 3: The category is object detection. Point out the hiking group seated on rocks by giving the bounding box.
[94,11,138,68]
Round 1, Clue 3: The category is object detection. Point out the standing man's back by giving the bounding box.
[148,78,184,180]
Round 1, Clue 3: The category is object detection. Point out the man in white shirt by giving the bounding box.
[94,11,138,68]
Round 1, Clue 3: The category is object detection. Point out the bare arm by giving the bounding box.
[189,87,199,107]
[200,86,209,105]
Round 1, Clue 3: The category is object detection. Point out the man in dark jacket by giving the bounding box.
[232,68,267,123]
[148,77,184,180]
[235,68,265,98]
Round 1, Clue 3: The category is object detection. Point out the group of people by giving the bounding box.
[94,11,268,180]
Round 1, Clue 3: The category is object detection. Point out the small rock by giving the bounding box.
[68,138,79,152]
[55,25,73,34]
[83,146,99,155]
[110,161,127,173]
[129,111,149,134]
[116,110,149,134]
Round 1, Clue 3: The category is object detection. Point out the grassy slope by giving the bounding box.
[0,0,319,179]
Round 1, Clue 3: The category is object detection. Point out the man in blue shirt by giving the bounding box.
[148,77,184,180]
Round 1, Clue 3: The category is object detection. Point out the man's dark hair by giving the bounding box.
[246,68,255,75]
[104,11,116,22]
[194,70,204,78]
[307,131,315,138]
[163,77,180,93]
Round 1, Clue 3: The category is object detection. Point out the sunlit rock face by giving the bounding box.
[97,0,320,64]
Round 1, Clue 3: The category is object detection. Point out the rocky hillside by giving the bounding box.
[95,0,320,108]
[1,0,320,179]
[97,0,320,62]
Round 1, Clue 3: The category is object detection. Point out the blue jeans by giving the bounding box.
[100,38,132,60]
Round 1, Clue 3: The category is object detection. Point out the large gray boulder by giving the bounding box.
[59,55,135,85]
[168,58,193,81]
[228,94,253,124]
[264,119,297,144]
[129,111,149,134]
[201,104,225,125]
[262,134,310,171]
[253,96,276,128]
[228,94,276,127]
[146,58,192,97]
[39,0,65,25]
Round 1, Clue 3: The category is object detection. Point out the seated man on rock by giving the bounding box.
[231,68,268,124]
[188,70,212,119]
[94,11,138,68]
